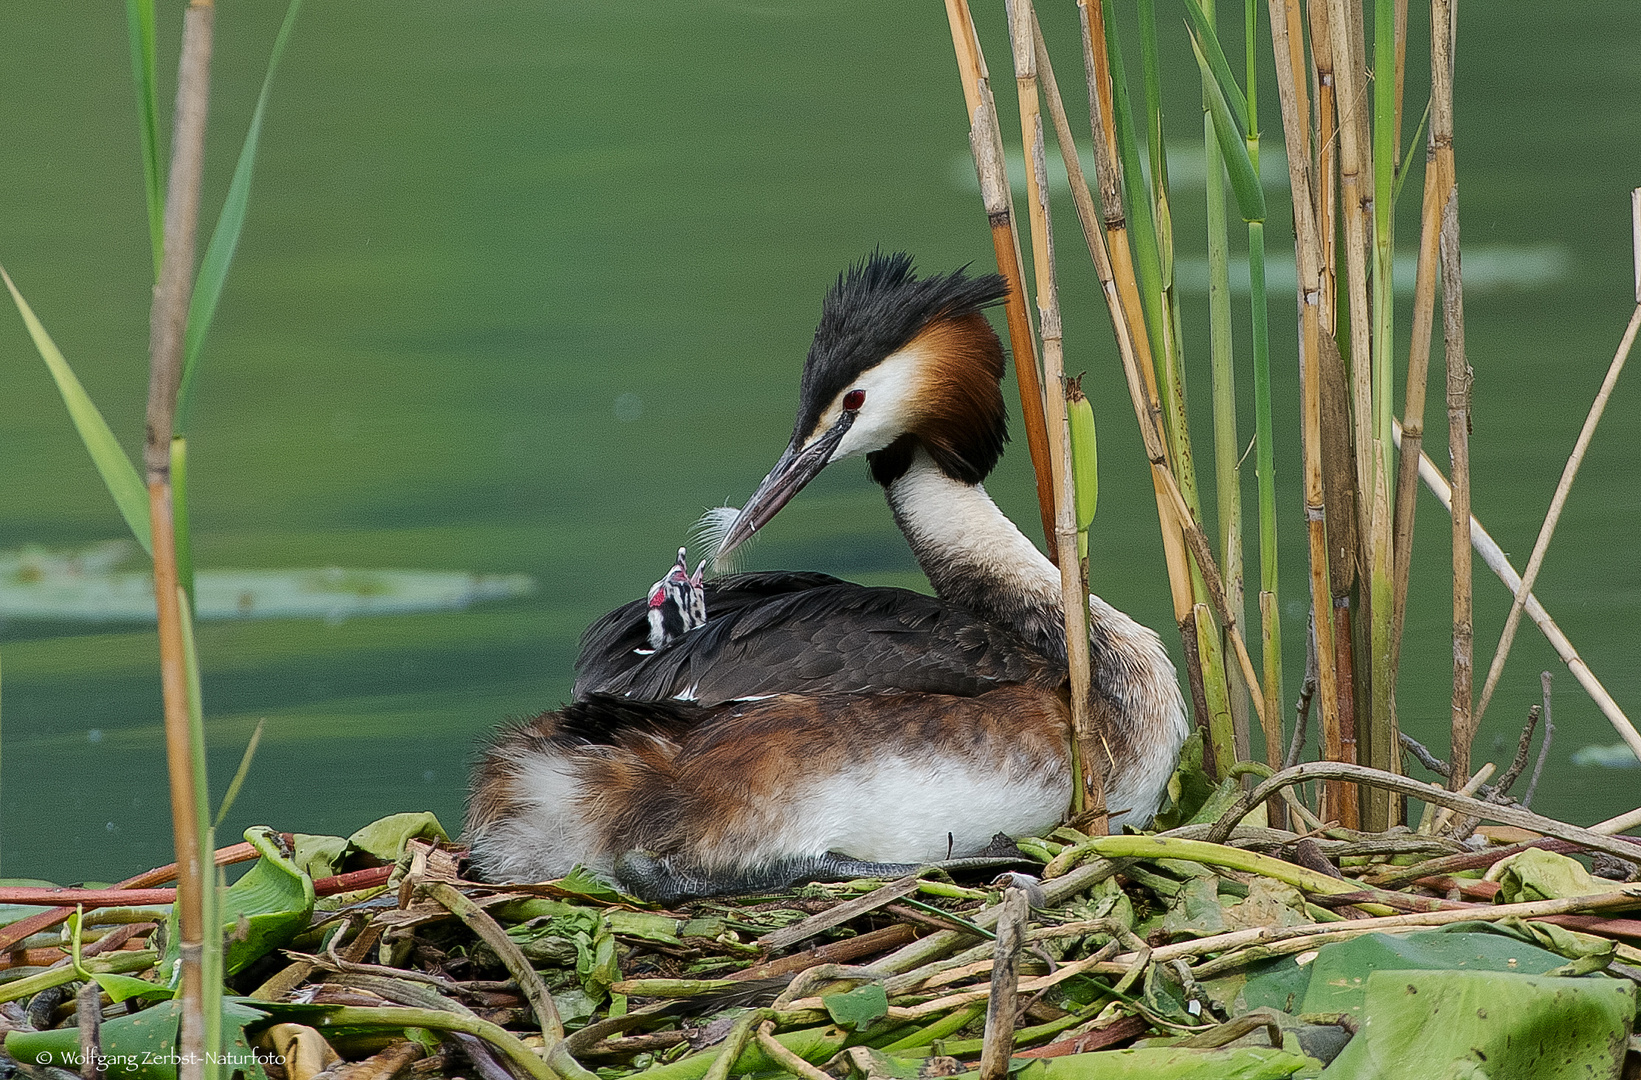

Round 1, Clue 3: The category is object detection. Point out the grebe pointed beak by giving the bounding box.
[715,412,856,562]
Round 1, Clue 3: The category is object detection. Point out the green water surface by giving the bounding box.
[1,2,1636,881]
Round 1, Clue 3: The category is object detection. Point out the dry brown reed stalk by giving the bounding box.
[1389,0,1454,677]
[1037,7,1273,776]
[1595,804,1641,836]
[1473,284,1641,730]
[1324,0,1374,553]
[1007,0,1106,830]
[1068,0,1277,750]
[145,4,214,1074]
[1072,0,1196,634]
[1306,1,1337,327]
[1440,188,1475,786]
[425,882,564,1045]
[1393,418,1641,761]
[1306,3,1358,803]
[1263,0,1345,818]
[978,889,1029,1080]
[942,0,1058,558]
[1214,760,1641,864]
[1388,0,1468,784]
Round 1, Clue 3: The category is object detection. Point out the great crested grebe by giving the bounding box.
[466,253,1188,901]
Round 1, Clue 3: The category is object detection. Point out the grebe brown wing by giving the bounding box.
[574,570,1062,706]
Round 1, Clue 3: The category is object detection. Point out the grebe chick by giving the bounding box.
[466,253,1188,900]
[638,547,706,654]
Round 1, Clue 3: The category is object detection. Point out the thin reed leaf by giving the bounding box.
[1185,32,1266,222]
[1,268,153,555]
[215,719,265,829]
[1100,0,1167,356]
[1248,217,1283,765]
[1178,0,1249,131]
[124,0,163,279]
[1136,0,1169,214]
[1394,99,1431,204]
[178,0,304,432]
[172,436,195,608]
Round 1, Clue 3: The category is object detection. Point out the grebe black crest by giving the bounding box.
[466,253,1188,901]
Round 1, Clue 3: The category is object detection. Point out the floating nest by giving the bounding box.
[1,761,1638,1080]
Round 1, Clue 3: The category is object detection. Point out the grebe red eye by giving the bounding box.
[843,389,865,411]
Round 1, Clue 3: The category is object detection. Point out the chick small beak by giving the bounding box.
[713,413,855,564]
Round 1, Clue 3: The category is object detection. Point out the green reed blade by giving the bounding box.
[1249,219,1283,734]
[1199,0,1246,760]
[1179,0,1249,134]
[1395,97,1432,204]
[1,268,152,554]
[1185,27,1265,223]
[1100,0,1166,361]
[215,719,265,829]
[1137,0,1170,212]
[123,0,163,280]
[1196,606,1236,777]
[172,436,195,607]
[178,0,304,433]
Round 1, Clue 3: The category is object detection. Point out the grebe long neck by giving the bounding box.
[884,448,1189,826]
[884,451,1066,663]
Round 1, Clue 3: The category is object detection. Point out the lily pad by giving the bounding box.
[1318,970,1636,1079]
[0,541,533,622]
[1297,928,1572,1021]
[6,997,270,1080]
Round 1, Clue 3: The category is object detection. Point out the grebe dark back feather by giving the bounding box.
[575,571,1062,705]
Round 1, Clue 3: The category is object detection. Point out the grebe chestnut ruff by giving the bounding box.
[465,253,1188,901]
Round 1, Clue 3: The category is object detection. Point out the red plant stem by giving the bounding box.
[0,842,261,952]
[0,850,392,952]
[0,866,394,912]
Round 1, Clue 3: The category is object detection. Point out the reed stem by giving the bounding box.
[1201,0,1251,764]
[1075,0,1208,739]
[1439,188,1474,786]
[145,4,214,1077]
[1362,0,1401,828]
[1242,0,1283,778]
[942,0,1059,559]
[1264,0,1343,810]
[1008,1,1107,830]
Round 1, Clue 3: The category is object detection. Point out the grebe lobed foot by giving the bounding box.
[612,848,1036,905]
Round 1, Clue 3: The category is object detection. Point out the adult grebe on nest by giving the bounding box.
[466,253,1187,902]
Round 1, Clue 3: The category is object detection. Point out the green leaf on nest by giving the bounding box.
[161,826,315,983]
[823,982,889,1030]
